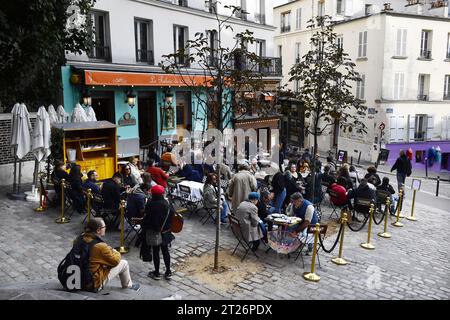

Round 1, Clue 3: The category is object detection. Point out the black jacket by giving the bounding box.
[143,195,174,233]
[271,172,286,195]
[377,184,396,195]
[364,173,381,186]
[391,155,412,176]
[101,179,122,211]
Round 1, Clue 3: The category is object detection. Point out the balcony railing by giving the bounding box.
[88,45,110,60]
[227,56,282,77]
[255,13,266,24]
[419,50,432,59]
[417,94,429,101]
[280,25,291,33]
[136,49,154,64]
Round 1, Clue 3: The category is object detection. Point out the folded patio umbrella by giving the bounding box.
[85,105,97,121]
[47,104,58,124]
[32,106,51,162]
[56,105,69,123]
[71,103,88,122]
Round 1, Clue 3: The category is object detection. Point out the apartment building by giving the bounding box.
[274,0,450,173]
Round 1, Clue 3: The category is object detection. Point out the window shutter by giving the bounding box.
[441,116,448,140]
[363,31,367,57]
[447,116,450,140]
[389,115,397,142]
[361,74,365,99]
[397,115,405,142]
[358,32,362,57]
[394,73,399,99]
[402,29,407,56]
[408,114,416,142]
[399,73,405,99]
[396,29,402,56]
[426,115,434,141]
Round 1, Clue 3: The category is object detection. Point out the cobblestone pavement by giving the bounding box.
[0,185,449,300]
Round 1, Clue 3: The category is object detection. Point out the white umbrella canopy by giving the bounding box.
[72,103,88,122]
[32,106,51,162]
[56,105,69,123]
[11,103,32,160]
[47,104,58,124]
[10,103,20,152]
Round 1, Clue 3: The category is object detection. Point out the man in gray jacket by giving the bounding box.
[235,192,262,252]
[227,164,257,212]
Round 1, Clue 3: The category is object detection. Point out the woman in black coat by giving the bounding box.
[143,185,175,280]
[68,164,85,214]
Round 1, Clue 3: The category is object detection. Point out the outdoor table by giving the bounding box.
[265,214,302,257]
[176,180,204,201]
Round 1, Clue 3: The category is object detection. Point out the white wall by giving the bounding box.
[66,0,276,65]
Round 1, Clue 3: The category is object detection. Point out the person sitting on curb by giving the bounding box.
[235,192,263,252]
[286,192,320,255]
[74,217,140,292]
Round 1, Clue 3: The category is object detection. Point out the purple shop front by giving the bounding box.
[386,141,450,173]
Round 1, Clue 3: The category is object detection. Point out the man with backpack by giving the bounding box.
[59,218,140,292]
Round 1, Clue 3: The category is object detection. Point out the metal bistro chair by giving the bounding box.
[228,214,259,262]
[352,197,373,223]
[178,184,203,219]
[198,189,216,225]
[294,224,328,269]
[375,189,392,212]
[327,189,348,219]
[124,215,143,246]
[91,193,119,228]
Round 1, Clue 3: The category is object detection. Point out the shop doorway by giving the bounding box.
[138,91,157,147]
[91,91,115,124]
[176,91,192,130]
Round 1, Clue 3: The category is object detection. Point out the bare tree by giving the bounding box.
[288,15,367,202]
[162,2,271,270]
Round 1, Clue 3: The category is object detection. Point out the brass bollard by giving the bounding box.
[392,189,404,227]
[303,223,321,282]
[398,188,405,219]
[406,189,418,222]
[332,211,348,265]
[361,204,375,250]
[115,200,129,254]
[34,182,45,212]
[55,179,70,224]
[378,197,392,238]
[86,189,92,224]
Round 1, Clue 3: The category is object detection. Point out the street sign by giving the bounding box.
[412,179,421,191]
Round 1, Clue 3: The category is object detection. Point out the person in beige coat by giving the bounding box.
[227,164,257,212]
[235,192,262,252]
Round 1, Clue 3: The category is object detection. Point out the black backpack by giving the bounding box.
[57,235,102,292]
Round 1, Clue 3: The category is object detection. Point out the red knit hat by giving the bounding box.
[151,185,165,196]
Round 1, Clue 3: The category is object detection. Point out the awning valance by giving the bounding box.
[84,70,211,87]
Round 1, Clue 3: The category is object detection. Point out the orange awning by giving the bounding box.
[84,70,211,87]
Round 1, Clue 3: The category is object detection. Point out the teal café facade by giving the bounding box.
[61,65,210,159]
